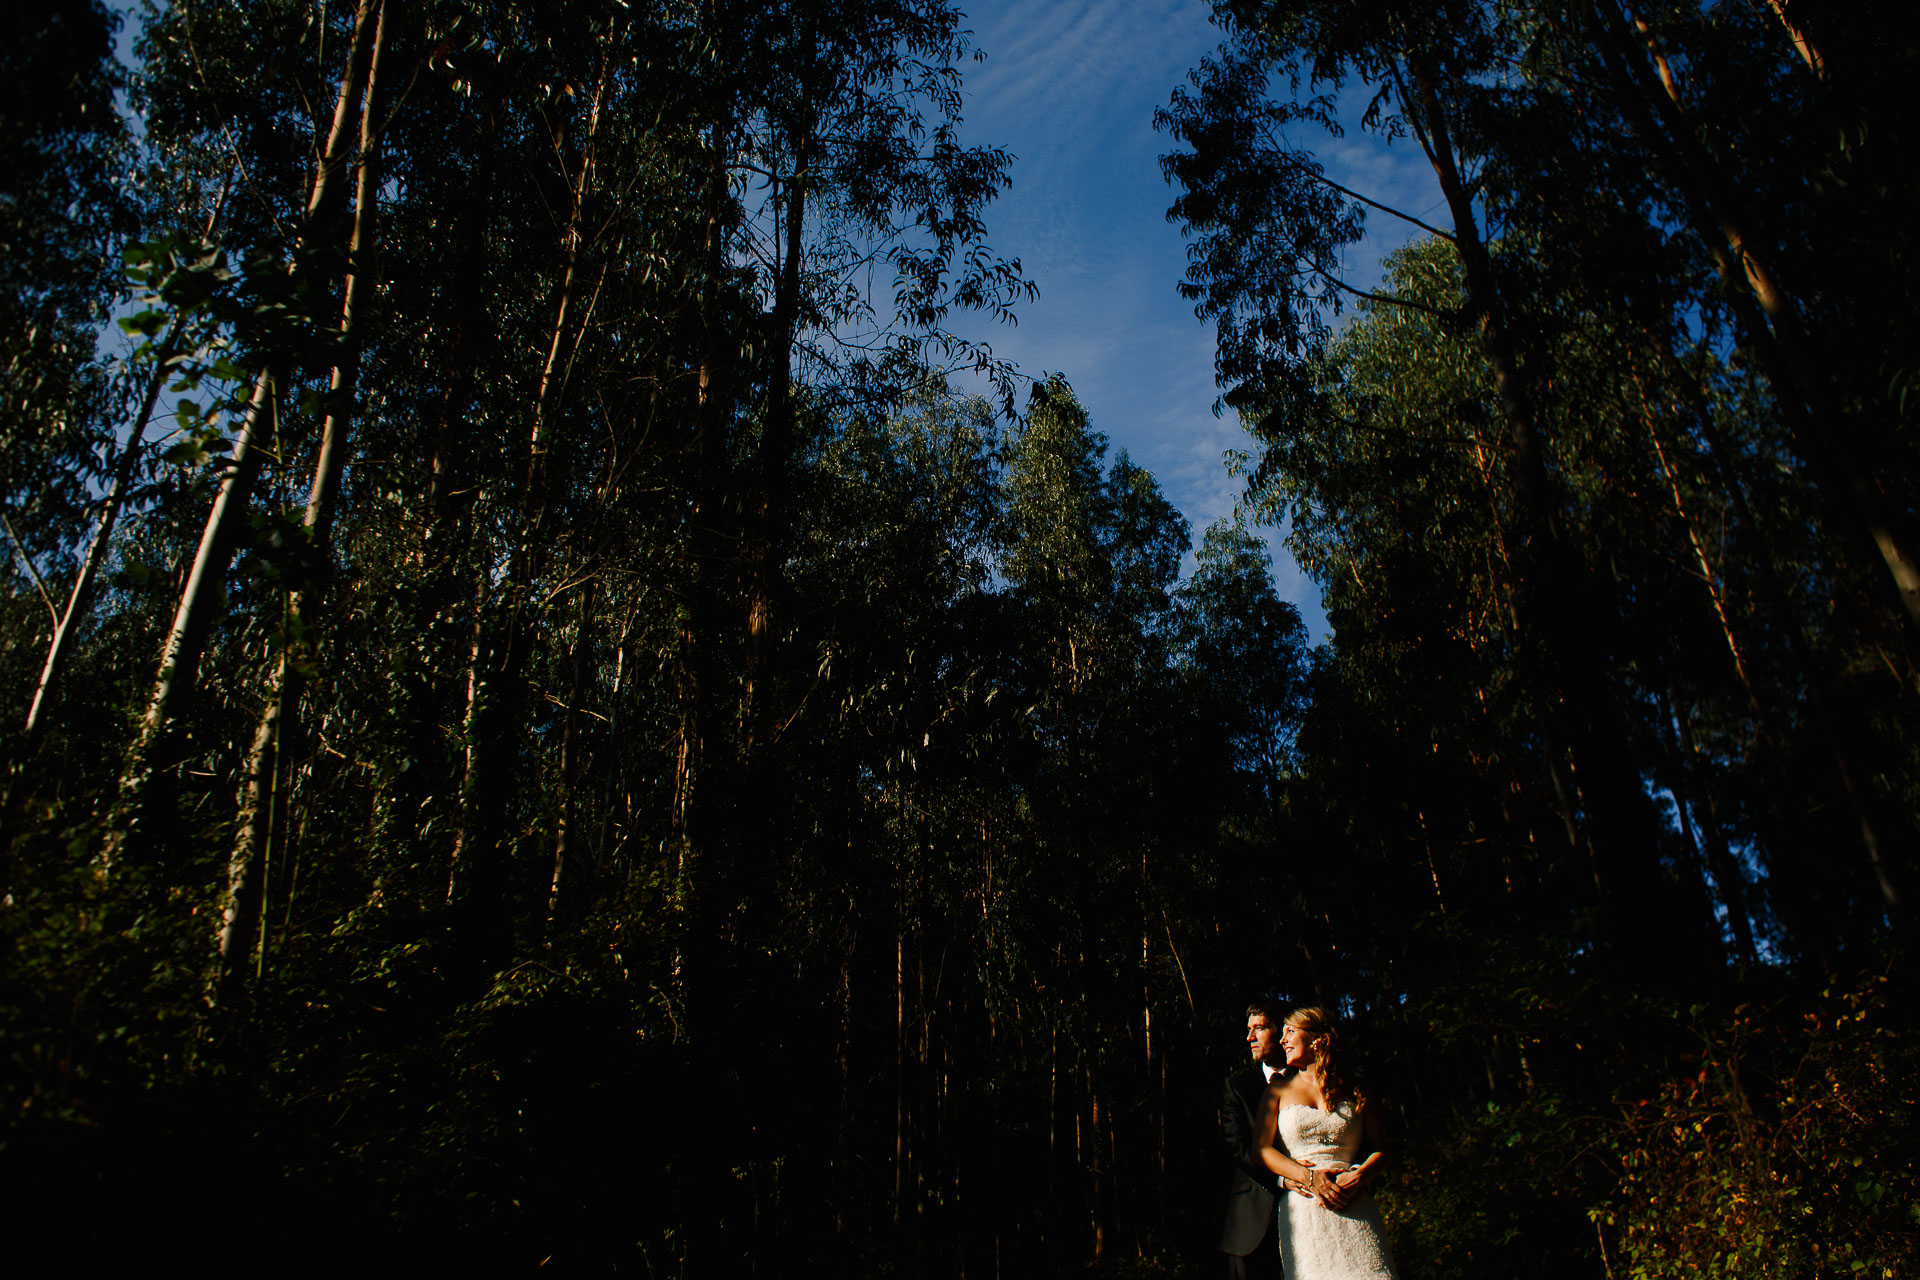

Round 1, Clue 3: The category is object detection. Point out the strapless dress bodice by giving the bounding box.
[1272,1099,1398,1278]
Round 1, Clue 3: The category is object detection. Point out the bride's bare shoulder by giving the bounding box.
[1268,1069,1313,1103]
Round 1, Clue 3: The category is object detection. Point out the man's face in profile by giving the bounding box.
[1246,1014,1281,1065]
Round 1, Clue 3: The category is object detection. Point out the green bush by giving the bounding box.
[1592,976,1918,1280]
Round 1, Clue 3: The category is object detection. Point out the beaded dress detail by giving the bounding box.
[1274,1102,1399,1279]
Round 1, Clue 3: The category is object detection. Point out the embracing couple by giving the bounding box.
[1219,1001,1399,1279]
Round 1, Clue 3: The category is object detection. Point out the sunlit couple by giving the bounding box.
[1220,1001,1399,1279]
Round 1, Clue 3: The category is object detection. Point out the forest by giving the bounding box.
[1,0,1915,1274]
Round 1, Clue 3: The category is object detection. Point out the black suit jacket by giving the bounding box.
[1219,1065,1281,1254]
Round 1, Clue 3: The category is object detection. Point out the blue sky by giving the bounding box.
[944,0,1445,644]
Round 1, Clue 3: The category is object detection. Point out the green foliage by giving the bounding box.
[0,0,135,622]
[1593,977,1919,1280]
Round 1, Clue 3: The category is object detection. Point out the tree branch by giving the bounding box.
[1306,260,1456,321]
[2,512,60,626]
[1258,121,1456,242]
[1320,169,1456,242]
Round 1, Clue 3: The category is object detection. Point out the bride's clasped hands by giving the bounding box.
[1304,1160,1369,1211]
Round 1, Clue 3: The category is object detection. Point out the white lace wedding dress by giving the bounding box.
[1275,1101,1400,1279]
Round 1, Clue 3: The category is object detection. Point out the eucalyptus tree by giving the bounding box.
[0,0,137,762]
[1173,517,1307,793]
[105,0,389,873]
[1471,0,1920,928]
[1532,0,1920,920]
[215,0,397,1000]
[998,379,1216,1259]
[721,0,1031,723]
[655,0,1034,1026]
[1161,0,1920,953]
[1570,0,1920,634]
[1158,0,1694,962]
[0,0,132,542]
[1296,237,1768,951]
[775,384,1014,1258]
[399,0,730,962]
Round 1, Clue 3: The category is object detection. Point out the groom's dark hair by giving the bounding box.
[1246,997,1284,1023]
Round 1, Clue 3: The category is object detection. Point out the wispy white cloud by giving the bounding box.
[950,0,1453,643]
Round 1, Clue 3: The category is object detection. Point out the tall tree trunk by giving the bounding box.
[1594,8,1911,917]
[594,622,630,875]
[445,37,612,941]
[105,367,277,871]
[1630,364,1771,733]
[1674,365,1908,919]
[1671,695,1760,975]
[669,108,736,1014]
[742,116,811,743]
[1397,58,1586,843]
[445,563,492,905]
[1400,52,1666,944]
[23,318,182,750]
[391,122,491,913]
[1088,1069,1108,1265]
[1756,0,1827,79]
[546,575,597,930]
[105,0,382,871]
[1605,0,1920,632]
[216,0,392,1004]
[894,917,907,1222]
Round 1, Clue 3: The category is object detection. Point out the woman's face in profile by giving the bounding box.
[1280,1023,1312,1068]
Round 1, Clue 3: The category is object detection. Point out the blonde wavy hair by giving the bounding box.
[1285,1005,1354,1105]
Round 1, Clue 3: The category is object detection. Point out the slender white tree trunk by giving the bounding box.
[24,317,183,748]
[105,0,381,872]
[217,0,393,1001]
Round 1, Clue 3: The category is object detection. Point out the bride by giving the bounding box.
[1255,1006,1399,1279]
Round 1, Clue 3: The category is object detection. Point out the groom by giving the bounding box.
[1219,997,1287,1279]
